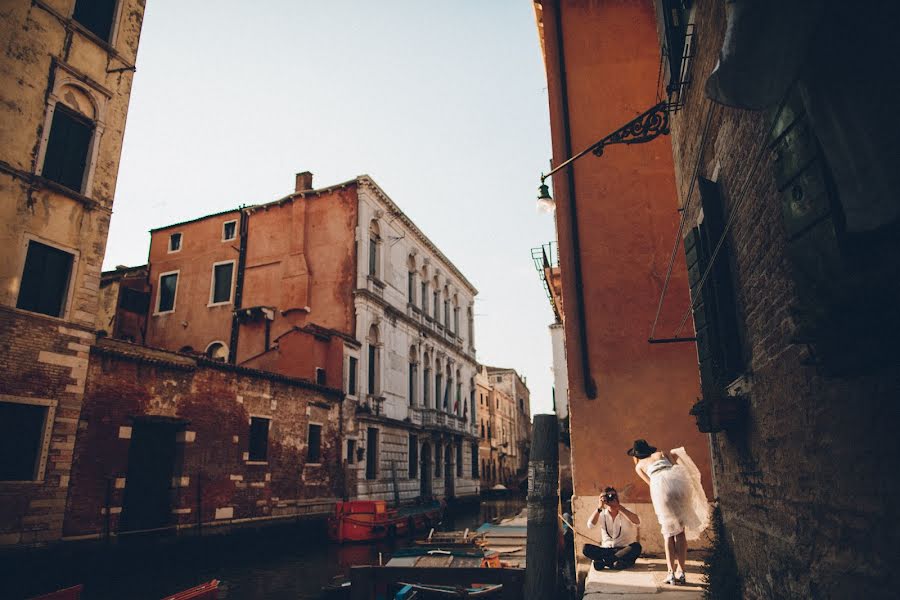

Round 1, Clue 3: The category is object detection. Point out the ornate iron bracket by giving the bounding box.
[541,101,671,183]
[590,101,670,157]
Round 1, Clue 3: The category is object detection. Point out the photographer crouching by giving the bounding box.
[583,487,642,570]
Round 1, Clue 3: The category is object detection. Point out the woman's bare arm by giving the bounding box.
[635,463,651,485]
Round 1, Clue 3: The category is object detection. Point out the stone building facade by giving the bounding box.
[656,1,900,597]
[0,0,146,547]
[485,366,532,477]
[140,173,481,504]
[64,339,342,539]
[476,364,531,490]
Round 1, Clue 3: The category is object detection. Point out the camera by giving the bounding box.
[604,492,618,502]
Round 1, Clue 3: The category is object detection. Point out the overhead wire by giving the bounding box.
[673,84,796,337]
[648,101,717,341]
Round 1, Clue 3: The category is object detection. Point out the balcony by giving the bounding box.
[531,241,562,323]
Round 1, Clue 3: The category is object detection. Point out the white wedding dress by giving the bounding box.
[646,447,710,539]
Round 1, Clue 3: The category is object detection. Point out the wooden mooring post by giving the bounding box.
[525,414,559,600]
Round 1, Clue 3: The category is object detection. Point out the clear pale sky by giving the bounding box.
[106,1,557,417]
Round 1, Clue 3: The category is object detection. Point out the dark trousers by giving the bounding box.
[583,542,642,569]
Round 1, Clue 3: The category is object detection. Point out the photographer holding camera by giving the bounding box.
[583,487,642,570]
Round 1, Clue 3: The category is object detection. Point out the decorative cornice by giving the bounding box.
[357,176,478,295]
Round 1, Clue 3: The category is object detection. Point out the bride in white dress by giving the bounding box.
[630,439,710,585]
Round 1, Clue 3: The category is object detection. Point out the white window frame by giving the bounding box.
[208,260,236,307]
[33,67,108,199]
[204,340,229,361]
[245,413,271,465]
[345,349,361,399]
[69,0,125,48]
[15,234,80,321]
[222,220,237,242]
[167,232,183,254]
[305,421,324,466]
[154,269,180,315]
[0,394,57,483]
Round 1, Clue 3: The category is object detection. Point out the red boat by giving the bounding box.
[328,500,444,543]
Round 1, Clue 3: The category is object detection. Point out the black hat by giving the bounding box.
[627,439,657,458]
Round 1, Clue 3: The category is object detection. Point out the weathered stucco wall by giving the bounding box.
[0,0,145,547]
[65,339,343,538]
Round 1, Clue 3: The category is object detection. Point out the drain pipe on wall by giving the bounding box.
[228,208,249,364]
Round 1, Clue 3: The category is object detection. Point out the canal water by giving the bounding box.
[5,498,525,600]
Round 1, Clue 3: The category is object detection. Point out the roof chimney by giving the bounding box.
[295,171,313,193]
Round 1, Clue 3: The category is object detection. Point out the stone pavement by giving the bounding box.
[583,557,706,599]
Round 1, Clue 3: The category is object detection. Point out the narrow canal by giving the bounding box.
[5,498,525,599]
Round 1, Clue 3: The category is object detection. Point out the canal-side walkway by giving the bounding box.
[583,556,705,599]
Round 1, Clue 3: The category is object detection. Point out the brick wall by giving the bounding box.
[0,306,93,546]
[64,339,344,538]
[669,1,900,596]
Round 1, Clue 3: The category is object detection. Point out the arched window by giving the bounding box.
[407,254,417,304]
[432,276,440,321]
[453,296,460,335]
[455,369,462,415]
[435,359,443,410]
[38,79,105,195]
[368,220,381,278]
[420,267,429,314]
[443,287,450,329]
[367,324,380,395]
[205,341,228,362]
[481,421,485,438]
[423,352,431,408]
[445,364,453,412]
[408,345,418,407]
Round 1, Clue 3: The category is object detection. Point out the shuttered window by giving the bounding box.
[17,241,74,318]
[307,424,322,463]
[685,178,743,398]
[42,105,94,193]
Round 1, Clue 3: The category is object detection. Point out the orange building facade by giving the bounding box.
[533,0,712,561]
[143,173,481,504]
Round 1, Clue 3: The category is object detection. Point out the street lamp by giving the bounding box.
[535,100,670,212]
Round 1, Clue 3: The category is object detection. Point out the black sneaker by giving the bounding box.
[593,560,606,571]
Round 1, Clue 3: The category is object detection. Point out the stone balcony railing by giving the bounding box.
[414,407,472,435]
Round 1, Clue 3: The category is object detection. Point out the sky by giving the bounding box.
[107,1,558,416]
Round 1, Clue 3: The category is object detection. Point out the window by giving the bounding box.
[222,220,237,241]
[248,417,269,462]
[443,297,450,329]
[120,287,150,314]
[468,306,474,343]
[368,221,380,278]
[367,325,379,396]
[421,280,428,313]
[205,341,228,361]
[408,271,415,303]
[156,271,178,313]
[41,104,93,193]
[423,355,431,408]
[519,398,524,412]
[348,356,358,396]
[0,402,49,481]
[408,361,417,406]
[346,439,356,464]
[366,428,378,480]
[408,434,418,479]
[433,290,440,322]
[316,368,327,386]
[471,443,479,478]
[434,443,442,477]
[168,233,182,253]
[435,371,443,410]
[307,424,322,463]
[481,421,485,439]
[73,0,118,42]
[210,261,234,305]
[16,240,74,318]
[454,306,460,334]
[456,442,463,477]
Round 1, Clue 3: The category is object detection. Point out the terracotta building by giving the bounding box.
[652,1,900,597]
[484,366,532,478]
[0,0,146,547]
[142,173,481,504]
[532,0,712,567]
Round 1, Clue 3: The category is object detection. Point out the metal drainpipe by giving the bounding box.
[552,0,597,399]
[228,208,249,364]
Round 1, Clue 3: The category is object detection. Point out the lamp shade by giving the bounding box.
[536,182,555,213]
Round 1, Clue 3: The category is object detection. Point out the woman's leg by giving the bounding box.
[675,531,687,573]
[664,535,676,573]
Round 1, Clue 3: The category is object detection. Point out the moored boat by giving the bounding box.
[327,499,444,543]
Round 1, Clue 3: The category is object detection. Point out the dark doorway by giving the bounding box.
[420,441,432,499]
[444,444,454,500]
[120,419,181,532]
